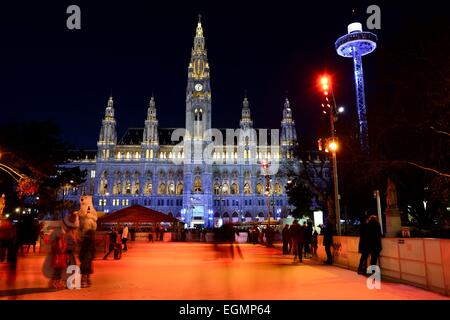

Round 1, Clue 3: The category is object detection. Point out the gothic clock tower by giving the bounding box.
[183,15,213,227]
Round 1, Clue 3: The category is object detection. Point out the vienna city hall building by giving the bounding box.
[63,19,329,227]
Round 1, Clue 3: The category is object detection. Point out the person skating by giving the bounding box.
[48,227,66,289]
[79,230,96,288]
[282,224,290,255]
[366,215,382,269]
[311,229,318,257]
[323,218,334,265]
[289,220,304,263]
[103,228,118,260]
[357,216,369,274]
[304,221,313,258]
[121,224,129,251]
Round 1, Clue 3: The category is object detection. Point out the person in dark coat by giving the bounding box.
[357,216,369,274]
[155,224,160,241]
[103,228,118,260]
[265,226,275,248]
[323,218,334,264]
[252,226,260,245]
[282,224,290,255]
[289,220,304,263]
[304,221,313,258]
[311,229,318,257]
[366,215,382,267]
[79,230,96,287]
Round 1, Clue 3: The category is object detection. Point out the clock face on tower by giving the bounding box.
[194,83,203,92]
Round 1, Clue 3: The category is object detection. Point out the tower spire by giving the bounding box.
[98,95,117,160]
[196,14,204,38]
[281,96,297,159]
[240,92,253,129]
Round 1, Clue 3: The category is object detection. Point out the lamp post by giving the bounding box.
[261,160,271,232]
[320,75,342,235]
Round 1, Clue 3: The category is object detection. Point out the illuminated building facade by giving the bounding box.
[62,18,329,227]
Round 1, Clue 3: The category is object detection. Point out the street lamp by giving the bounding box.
[261,160,271,235]
[319,74,342,235]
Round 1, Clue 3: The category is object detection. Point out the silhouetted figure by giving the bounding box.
[155,225,160,241]
[366,215,382,267]
[282,224,290,255]
[311,230,318,257]
[357,216,369,274]
[103,228,119,260]
[252,226,260,244]
[289,220,304,263]
[79,230,96,288]
[323,219,334,265]
[48,227,66,289]
[265,226,275,248]
[159,225,165,241]
[122,224,129,251]
[304,221,313,258]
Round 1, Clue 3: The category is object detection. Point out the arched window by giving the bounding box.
[214,183,220,195]
[256,183,264,195]
[275,182,283,195]
[244,183,251,194]
[115,180,122,195]
[194,176,202,192]
[231,183,239,195]
[221,183,229,195]
[168,182,175,195]
[100,172,108,195]
[158,183,166,195]
[145,182,153,195]
[134,180,140,195]
[125,180,131,194]
[176,183,183,195]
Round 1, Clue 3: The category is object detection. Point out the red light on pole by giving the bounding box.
[319,75,332,96]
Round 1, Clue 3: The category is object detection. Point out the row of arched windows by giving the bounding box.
[99,171,285,196]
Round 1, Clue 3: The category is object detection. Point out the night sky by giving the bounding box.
[0,1,439,150]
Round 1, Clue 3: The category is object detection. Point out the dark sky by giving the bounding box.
[0,0,439,150]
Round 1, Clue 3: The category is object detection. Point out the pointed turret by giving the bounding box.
[280,97,298,160]
[143,95,159,145]
[142,95,159,161]
[97,95,117,160]
[240,93,253,130]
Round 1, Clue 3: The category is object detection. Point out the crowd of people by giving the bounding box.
[281,219,322,263]
[44,213,96,289]
[2,212,384,292]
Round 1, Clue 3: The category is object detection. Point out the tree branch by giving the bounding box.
[408,162,450,178]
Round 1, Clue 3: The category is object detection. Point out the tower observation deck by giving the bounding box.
[335,22,377,153]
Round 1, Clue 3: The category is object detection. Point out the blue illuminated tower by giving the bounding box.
[335,22,377,153]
